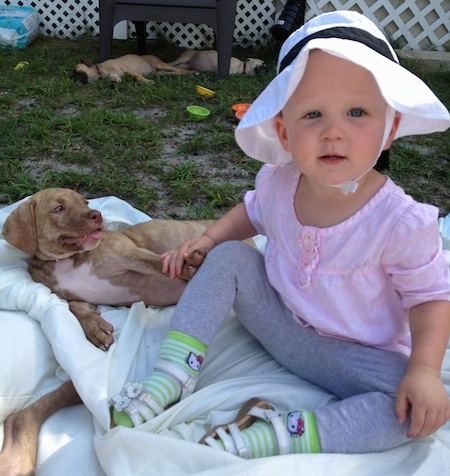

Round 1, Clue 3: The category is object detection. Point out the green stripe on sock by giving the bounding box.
[215,409,321,458]
[242,419,277,458]
[260,422,272,456]
[160,340,197,359]
[158,331,207,378]
[305,412,321,453]
[143,372,180,406]
[168,330,206,353]
[289,411,321,454]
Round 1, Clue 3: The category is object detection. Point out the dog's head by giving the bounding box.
[71,59,98,83]
[244,58,267,76]
[3,188,104,261]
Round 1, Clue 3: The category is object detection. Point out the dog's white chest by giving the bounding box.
[53,259,140,304]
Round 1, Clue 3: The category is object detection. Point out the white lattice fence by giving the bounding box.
[305,0,450,51]
[143,0,276,49]
[3,0,450,50]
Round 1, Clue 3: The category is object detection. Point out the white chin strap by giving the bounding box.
[330,105,396,195]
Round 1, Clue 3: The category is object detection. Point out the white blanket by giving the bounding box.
[1,196,449,476]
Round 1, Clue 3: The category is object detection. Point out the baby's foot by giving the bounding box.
[111,382,163,427]
[112,331,206,427]
[199,399,320,457]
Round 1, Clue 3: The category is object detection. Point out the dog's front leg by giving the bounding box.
[118,248,166,275]
[123,247,208,281]
[68,301,114,351]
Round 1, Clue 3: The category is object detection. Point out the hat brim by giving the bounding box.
[236,39,450,165]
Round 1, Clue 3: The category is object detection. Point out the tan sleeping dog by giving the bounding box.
[170,49,267,75]
[2,188,214,350]
[72,54,196,84]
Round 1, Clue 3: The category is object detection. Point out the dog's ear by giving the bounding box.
[81,58,94,67]
[3,198,38,256]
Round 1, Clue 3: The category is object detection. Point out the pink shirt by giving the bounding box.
[244,164,450,355]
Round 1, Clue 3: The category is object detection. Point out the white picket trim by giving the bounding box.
[4,0,449,50]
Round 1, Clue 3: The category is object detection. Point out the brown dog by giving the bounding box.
[2,188,215,350]
[170,49,267,75]
[72,54,196,84]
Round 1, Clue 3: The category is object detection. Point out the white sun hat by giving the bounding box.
[235,10,450,166]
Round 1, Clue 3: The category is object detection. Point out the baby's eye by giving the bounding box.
[305,111,321,119]
[349,108,365,117]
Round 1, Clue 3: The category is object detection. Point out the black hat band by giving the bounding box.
[279,26,397,73]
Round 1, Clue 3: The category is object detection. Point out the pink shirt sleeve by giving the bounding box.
[382,202,450,309]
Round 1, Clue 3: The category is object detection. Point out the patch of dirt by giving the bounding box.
[16,111,255,219]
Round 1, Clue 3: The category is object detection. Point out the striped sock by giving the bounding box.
[285,410,321,454]
[216,410,320,457]
[113,330,206,427]
[143,330,206,404]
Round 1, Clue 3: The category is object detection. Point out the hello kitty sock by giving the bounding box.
[112,330,206,427]
[215,410,320,457]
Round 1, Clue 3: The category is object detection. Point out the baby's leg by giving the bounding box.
[236,301,410,452]
[113,241,286,427]
[168,241,411,453]
[172,240,288,344]
[314,342,410,452]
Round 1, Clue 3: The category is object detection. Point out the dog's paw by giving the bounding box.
[81,312,114,351]
[69,301,115,351]
[110,73,122,83]
[179,248,208,281]
[85,313,115,351]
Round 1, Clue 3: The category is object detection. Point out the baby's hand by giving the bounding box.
[395,366,450,438]
[178,248,209,281]
[161,235,214,279]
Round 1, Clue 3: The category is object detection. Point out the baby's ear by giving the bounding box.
[384,112,402,149]
[274,112,291,152]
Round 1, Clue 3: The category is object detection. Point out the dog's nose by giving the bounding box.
[88,210,102,223]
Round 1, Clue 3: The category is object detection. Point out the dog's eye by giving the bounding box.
[52,205,64,213]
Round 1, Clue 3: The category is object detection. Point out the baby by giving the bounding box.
[112,10,450,457]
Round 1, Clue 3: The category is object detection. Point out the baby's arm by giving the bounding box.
[395,300,450,438]
[161,202,257,278]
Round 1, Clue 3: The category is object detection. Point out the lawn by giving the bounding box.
[0,35,449,219]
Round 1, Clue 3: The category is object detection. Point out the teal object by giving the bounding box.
[0,5,39,48]
[439,214,450,250]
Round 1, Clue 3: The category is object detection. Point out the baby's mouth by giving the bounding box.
[320,154,346,163]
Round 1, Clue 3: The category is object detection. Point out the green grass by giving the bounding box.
[0,36,449,218]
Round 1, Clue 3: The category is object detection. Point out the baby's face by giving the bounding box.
[275,50,395,190]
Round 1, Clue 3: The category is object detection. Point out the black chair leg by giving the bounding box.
[216,0,237,78]
[133,21,148,55]
[99,0,115,60]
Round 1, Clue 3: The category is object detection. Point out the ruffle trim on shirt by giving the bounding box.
[297,229,321,287]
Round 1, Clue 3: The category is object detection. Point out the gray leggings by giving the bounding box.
[171,241,410,453]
